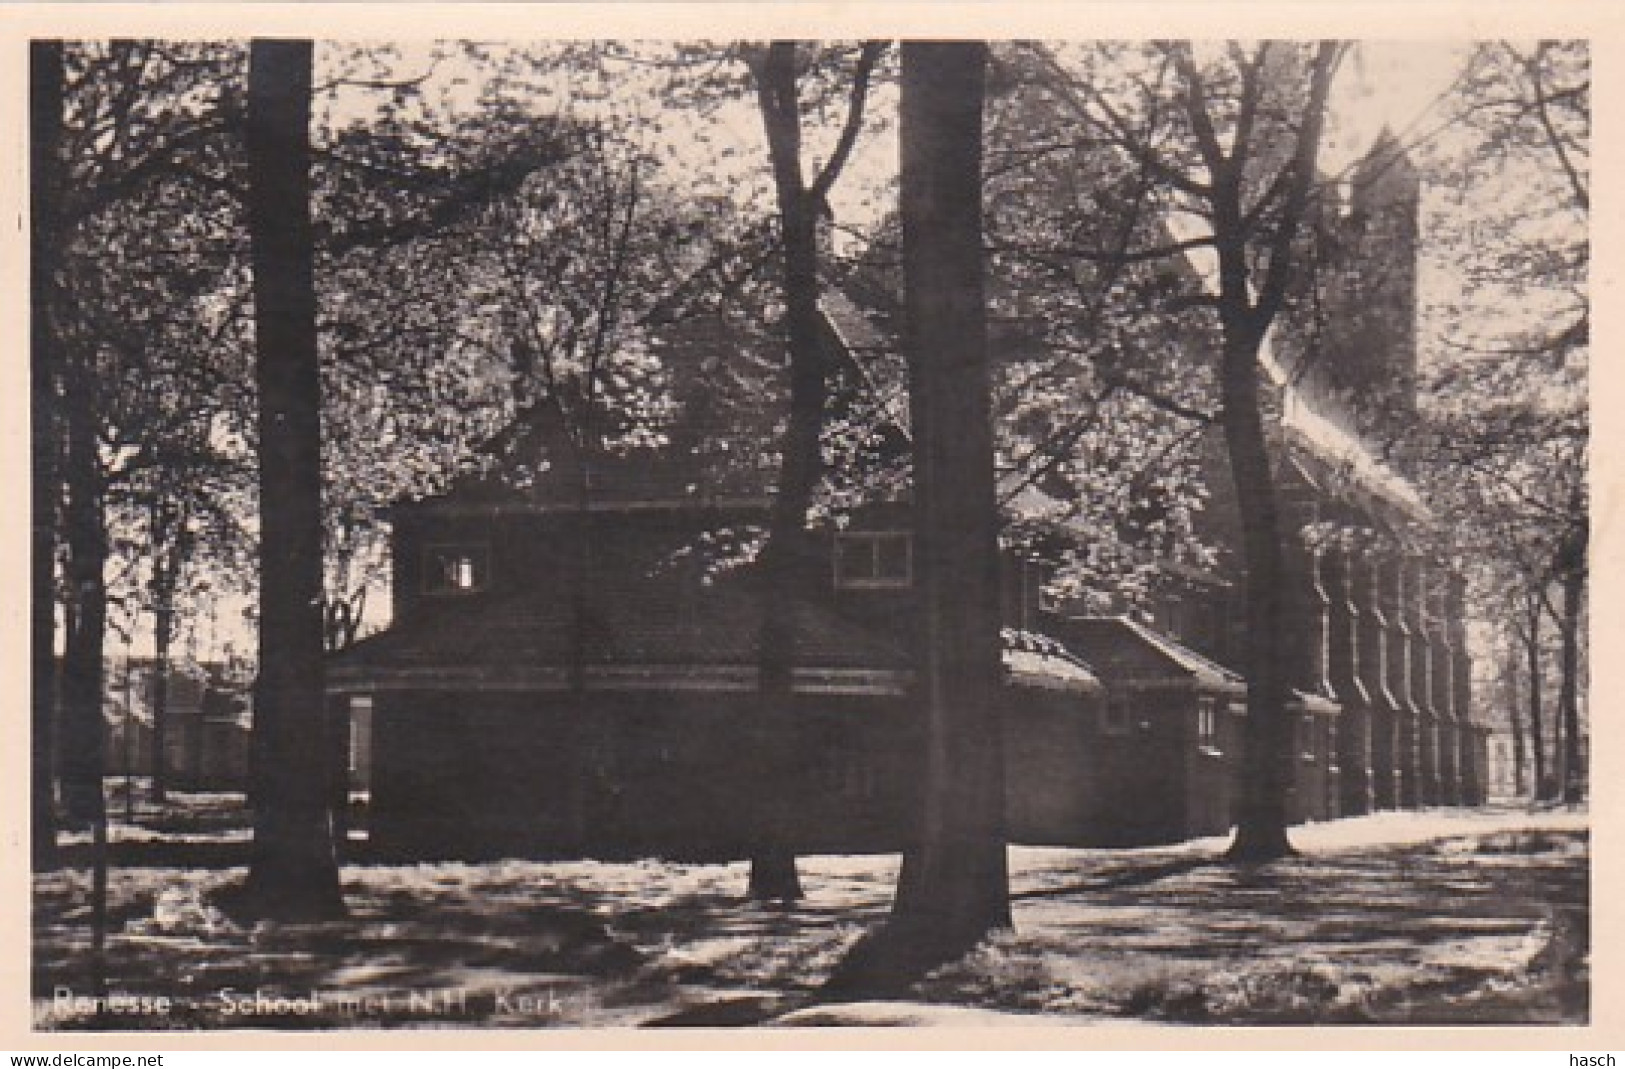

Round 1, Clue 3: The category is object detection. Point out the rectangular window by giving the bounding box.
[1197,696,1220,752]
[834,531,912,589]
[1102,694,1133,735]
[423,544,490,595]
[1302,712,1318,760]
[347,695,373,784]
[1163,598,1186,641]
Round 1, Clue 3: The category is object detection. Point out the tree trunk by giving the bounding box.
[837,44,1008,987]
[50,46,115,979]
[1504,631,1527,798]
[60,356,108,830]
[60,319,111,997]
[1524,598,1548,801]
[741,41,885,900]
[31,39,64,870]
[1220,316,1296,861]
[122,659,136,822]
[1557,547,1585,804]
[150,519,176,802]
[745,186,818,901]
[152,602,171,800]
[239,38,344,921]
[744,41,829,905]
[1550,665,1565,796]
[562,437,602,855]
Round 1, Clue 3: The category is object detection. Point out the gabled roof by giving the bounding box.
[1046,614,1244,693]
[1264,343,1429,525]
[819,288,911,438]
[425,284,911,516]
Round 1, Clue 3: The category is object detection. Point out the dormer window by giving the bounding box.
[834,531,912,590]
[423,544,490,595]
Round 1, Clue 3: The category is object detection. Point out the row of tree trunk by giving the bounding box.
[1502,566,1587,804]
[34,39,354,919]
[35,39,1575,980]
[31,37,1012,940]
[237,39,346,919]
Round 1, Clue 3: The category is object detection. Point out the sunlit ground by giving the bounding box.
[35,791,1587,1029]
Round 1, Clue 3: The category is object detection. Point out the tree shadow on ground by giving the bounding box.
[33,825,1590,1029]
[1008,855,1214,901]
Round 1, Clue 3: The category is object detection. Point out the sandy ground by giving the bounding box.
[33,796,1588,1030]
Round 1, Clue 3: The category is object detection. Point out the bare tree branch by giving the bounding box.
[1254,42,1345,326]
[1525,42,1589,213]
[808,41,889,205]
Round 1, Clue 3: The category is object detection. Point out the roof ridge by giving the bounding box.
[1094,614,1243,684]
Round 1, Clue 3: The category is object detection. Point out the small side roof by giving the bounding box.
[1046,615,1245,693]
[331,578,1108,700]
[1002,627,1101,694]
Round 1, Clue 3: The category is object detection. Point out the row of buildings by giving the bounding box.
[101,658,251,791]
[325,483,1489,860]
[322,136,1493,861]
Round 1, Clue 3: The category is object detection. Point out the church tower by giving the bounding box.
[1315,127,1421,439]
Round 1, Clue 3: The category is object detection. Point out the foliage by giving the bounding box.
[1411,41,1588,797]
[49,41,255,676]
[1415,41,1587,588]
[1001,41,1348,861]
[978,44,1291,612]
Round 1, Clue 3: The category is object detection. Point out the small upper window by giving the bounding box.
[834,531,912,590]
[1197,696,1220,752]
[423,545,490,595]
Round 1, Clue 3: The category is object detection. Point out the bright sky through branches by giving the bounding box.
[180,39,1501,664]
